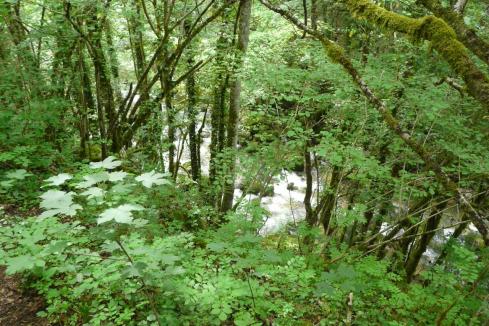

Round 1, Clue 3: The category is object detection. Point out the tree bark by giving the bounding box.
[311,0,319,30]
[317,166,341,233]
[186,47,200,182]
[220,0,252,212]
[405,200,447,282]
[304,147,317,226]
[453,0,469,14]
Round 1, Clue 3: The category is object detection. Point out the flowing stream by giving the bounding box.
[174,125,479,264]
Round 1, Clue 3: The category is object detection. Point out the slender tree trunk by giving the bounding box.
[76,44,96,159]
[405,201,447,282]
[318,166,341,233]
[166,90,176,175]
[86,8,116,158]
[435,215,469,265]
[311,0,318,30]
[105,19,123,103]
[304,147,317,226]
[220,0,252,212]
[186,60,200,181]
[184,20,201,182]
[127,0,147,86]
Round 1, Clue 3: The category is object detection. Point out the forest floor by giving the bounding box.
[0,204,47,326]
[0,268,47,326]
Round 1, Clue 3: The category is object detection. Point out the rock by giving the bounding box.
[287,182,297,191]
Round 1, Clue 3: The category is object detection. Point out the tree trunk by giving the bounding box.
[105,18,123,103]
[304,147,317,226]
[318,166,341,233]
[186,55,200,182]
[209,26,231,188]
[166,91,176,175]
[76,44,96,159]
[453,0,469,14]
[86,7,116,158]
[220,0,252,212]
[405,201,447,282]
[311,0,318,30]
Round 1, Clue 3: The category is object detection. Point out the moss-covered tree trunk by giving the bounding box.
[260,0,489,245]
[76,44,96,159]
[418,0,489,67]
[341,0,489,113]
[209,23,232,196]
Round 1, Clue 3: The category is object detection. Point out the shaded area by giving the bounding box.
[0,268,47,326]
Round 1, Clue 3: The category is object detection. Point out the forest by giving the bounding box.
[0,0,488,324]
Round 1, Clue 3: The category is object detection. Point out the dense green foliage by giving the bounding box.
[1,0,488,325]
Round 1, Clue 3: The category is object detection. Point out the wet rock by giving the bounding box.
[287,182,297,191]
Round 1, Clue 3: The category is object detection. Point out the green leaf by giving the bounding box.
[43,173,73,187]
[80,187,105,199]
[108,171,128,182]
[218,312,227,321]
[89,156,122,170]
[5,255,35,274]
[135,171,171,188]
[75,172,109,189]
[97,204,144,224]
[39,190,82,218]
[207,242,227,252]
[6,169,32,180]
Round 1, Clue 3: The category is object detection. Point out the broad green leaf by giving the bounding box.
[110,182,133,194]
[75,172,109,189]
[108,171,128,182]
[39,190,82,217]
[6,169,32,180]
[80,187,105,199]
[97,204,144,224]
[5,255,42,274]
[89,156,122,170]
[207,242,227,252]
[0,179,14,189]
[135,171,171,188]
[44,173,73,187]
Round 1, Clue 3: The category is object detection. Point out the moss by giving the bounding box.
[419,0,489,66]
[342,0,489,111]
[321,40,346,64]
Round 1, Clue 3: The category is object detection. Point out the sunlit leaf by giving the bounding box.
[80,187,105,199]
[135,170,171,188]
[39,190,82,217]
[44,173,73,187]
[97,204,144,224]
[75,172,109,189]
[108,171,128,182]
[89,156,122,170]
